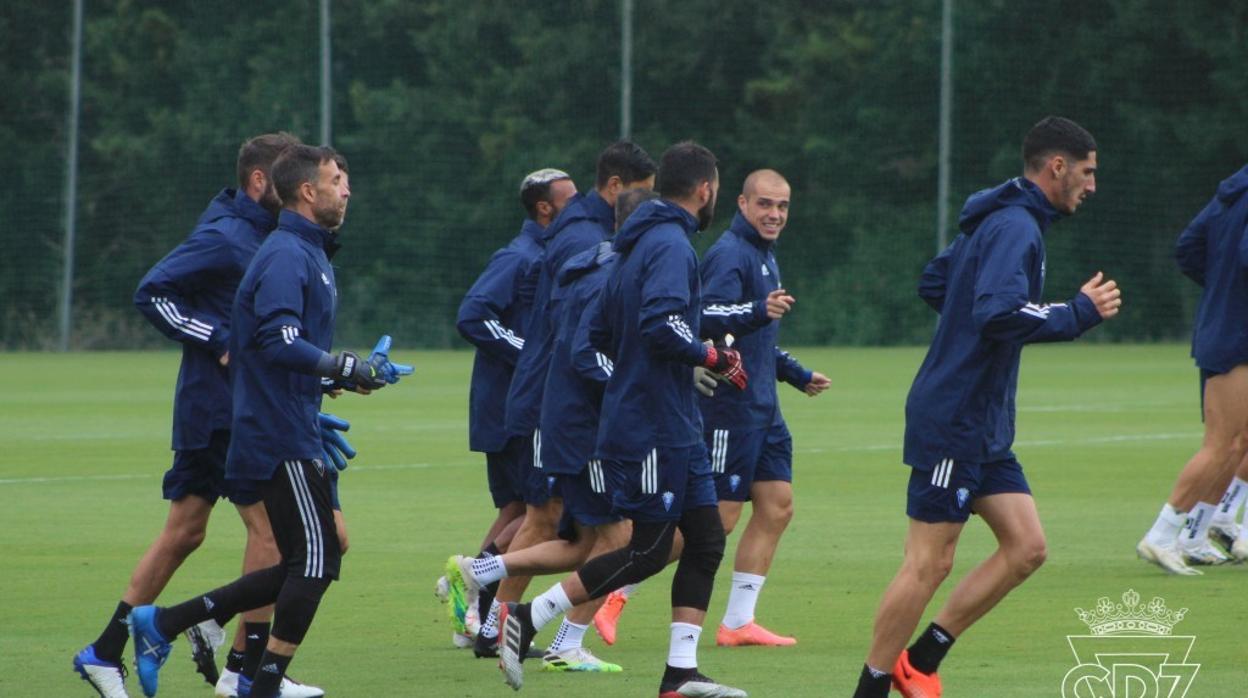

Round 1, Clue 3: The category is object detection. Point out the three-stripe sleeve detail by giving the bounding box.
[151,297,213,342]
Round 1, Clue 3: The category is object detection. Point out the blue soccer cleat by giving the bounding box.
[73,644,130,698]
[128,606,172,697]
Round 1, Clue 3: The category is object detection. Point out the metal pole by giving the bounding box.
[320,0,331,146]
[936,0,953,251]
[620,0,633,139]
[59,0,84,352]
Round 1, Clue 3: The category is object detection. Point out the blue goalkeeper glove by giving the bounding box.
[319,412,356,471]
[368,334,414,384]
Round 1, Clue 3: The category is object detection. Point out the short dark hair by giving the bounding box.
[595,140,657,189]
[236,132,301,189]
[1022,116,1096,172]
[656,141,718,200]
[333,152,349,176]
[519,168,572,219]
[271,144,340,205]
[615,189,658,230]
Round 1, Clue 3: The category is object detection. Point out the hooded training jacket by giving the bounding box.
[504,190,615,439]
[591,199,711,461]
[227,209,339,481]
[539,241,617,474]
[904,177,1102,470]
[456,219,545,453]
[1174,164,1248,373]
[699,212,811,432]
[134,188,275,451]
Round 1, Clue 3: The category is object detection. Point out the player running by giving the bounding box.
[698,169,830,648]
[852,117,1120,698]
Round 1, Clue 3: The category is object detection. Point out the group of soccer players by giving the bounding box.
[74,135,412,698]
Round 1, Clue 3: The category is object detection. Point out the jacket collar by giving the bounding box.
[278,209,334,251]
[520,217,544,242]
[231,189,278,233]
[728,211,772,250]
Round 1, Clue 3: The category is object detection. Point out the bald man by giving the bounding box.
[698,169,831,647]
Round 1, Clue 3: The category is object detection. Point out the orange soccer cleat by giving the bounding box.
[715,621,797,647]
[892,649,942,698]
[593,590,629,645]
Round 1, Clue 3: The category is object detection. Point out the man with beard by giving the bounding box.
[852,117,1120,698]
[72,132,322,698]
[698,170,830,648]
[496,141,749,698]
[127,145,395,698]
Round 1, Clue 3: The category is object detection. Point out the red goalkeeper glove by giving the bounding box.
[702,344,748,391]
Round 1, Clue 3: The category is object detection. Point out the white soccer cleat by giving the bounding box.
[1136,538,1202,575]
[434,574,450,603]
[541,646,623,673]
[452,631,474,648]
[73,645,131,698]
[215,668,325,698]
[1208,519,1239,552]
[1180,541,1230,566]
[1231,537,1248,562]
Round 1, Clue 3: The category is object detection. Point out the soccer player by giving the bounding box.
[449,168,577,645]
[496,142,750,698]
[126,145,396,698]
[479,141,656,643]
[852,117,1120,698]
[1138,162,1248,572]
[72,133,323,698]
[698,169,830,648]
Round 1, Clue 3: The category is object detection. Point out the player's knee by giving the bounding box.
[905,550,954,587]
[626,521,677,579]
[1010,538,1048,579]
[681,508,726,575]
[167,524,207,557]
[767,497,794,529]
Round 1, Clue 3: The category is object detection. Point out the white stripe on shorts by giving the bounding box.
[285,460,324,578]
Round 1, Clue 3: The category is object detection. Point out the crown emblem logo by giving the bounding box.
[1075,589,1186,636]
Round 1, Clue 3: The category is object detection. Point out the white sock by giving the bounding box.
[667,622,702,669]
[1215,477,1248,521]
[721,572,766,629]
[1179,502,1216,549]
[480,598,501,639]
[1146,503,1185,545]
[547,618,588,653]
[470,555,508,586]
[530,583,573,632]
[619,583,640,599]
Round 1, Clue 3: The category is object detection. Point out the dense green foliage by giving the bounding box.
[6,1,1248,348]
[3,345,1244,695]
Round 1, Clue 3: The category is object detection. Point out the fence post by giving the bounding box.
[620,0,633,140]
[320,0,332,146]
[935,0,953,252]
[59,0,84,352]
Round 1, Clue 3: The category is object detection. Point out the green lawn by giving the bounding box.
[2,345,1244,696]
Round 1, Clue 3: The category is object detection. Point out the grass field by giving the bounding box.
[3,344,1245,697]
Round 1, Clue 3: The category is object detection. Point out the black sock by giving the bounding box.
[907,622,956,674]
[662,664,697,685]
[241,622,271,679]
[156,566,286,639]
[248,650,292,698]
[852,664,892,698]
[225,648,246,673]
[478,580,499,622]
[479,541,501,557]
[92,601,133,662]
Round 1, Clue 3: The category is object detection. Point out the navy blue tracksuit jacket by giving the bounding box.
[591,199,708,462]
[904,177,1103,470]
[134,188,275,451]
[227,210,339,481]
[505,190,615,438]
[699,213,811,432]
[1174,165,1248,373]
[457,219,545,453]
[539,241,617,475]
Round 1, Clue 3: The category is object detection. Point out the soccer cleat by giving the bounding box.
[498,602,537,690]
[74,644,131,698]
[434,574,451,603]
[542,647,623,673]
[892,649,941,698]
[128,606,172,697]
[444,555,481,638]
[658,671,748,697]
[715,621,797,647]
[475,629,545,659]
[1232,536,1248,562]
[186,619,225,686]
[593,590,628,645]
[230,670,325,698]
[1180,541,1230,566]
[1208,520,1239,553]
[1136,538,1202,575]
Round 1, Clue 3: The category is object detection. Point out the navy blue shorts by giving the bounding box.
[604,443,718,523]
[164,430,262,506]
[556,461,621,540]
[706,422,793,502]
[906,457,1031,524]
[485,436,527,508]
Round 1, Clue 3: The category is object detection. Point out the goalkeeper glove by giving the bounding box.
[319,412,356,471]
[368,334,414,384]
[702,344,748,391]
[693,366,718,397]
[318,350,388,391]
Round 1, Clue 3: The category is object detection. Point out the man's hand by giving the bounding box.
[693,366,718,397]
[804,371,831,397]
[765,288,796,320]
[1080,272,1122,319]
[703,344,748,391]
[218,351,229,367]
[319,413,356,471]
